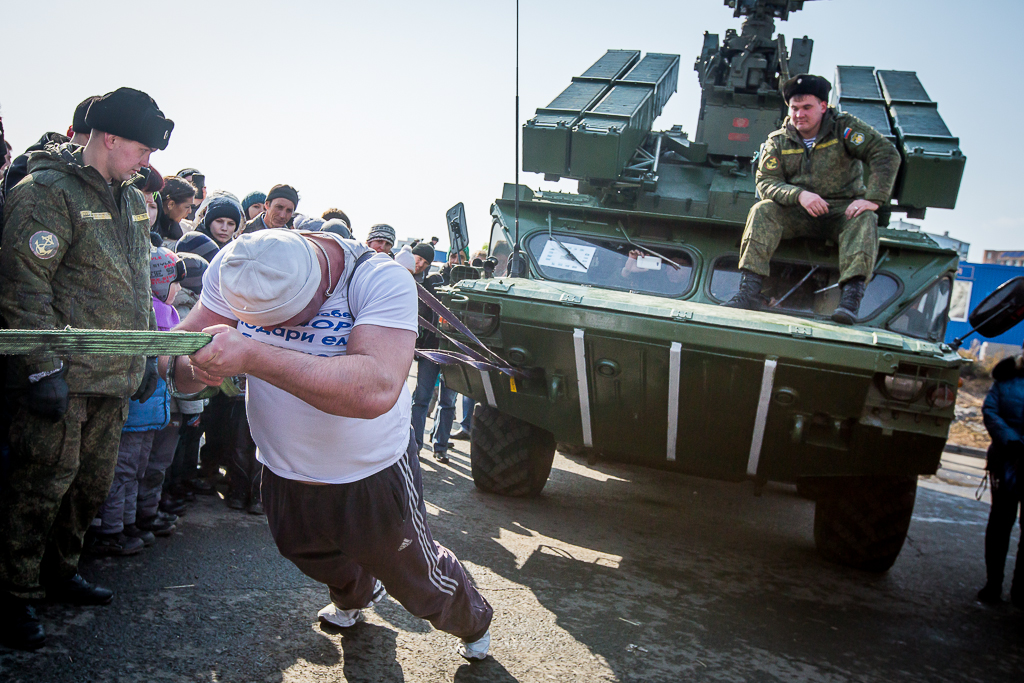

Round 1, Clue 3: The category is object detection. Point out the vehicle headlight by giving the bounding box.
[927,383,956,410]
[882,374,924,402]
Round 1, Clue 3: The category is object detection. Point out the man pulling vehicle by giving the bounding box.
[166,229,493,660]
[724,74,901,324]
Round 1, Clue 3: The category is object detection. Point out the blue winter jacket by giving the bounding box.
[122,376,171,432]
[983,357,1024,454]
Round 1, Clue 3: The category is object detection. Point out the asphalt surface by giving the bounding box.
[1,445,1021,682]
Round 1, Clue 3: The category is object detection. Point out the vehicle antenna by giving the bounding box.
[511,0,522,276]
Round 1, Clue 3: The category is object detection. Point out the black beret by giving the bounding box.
[85,88,173,150]
[266,183,299,208]
[72,96,99,134]
[782,74,831,104]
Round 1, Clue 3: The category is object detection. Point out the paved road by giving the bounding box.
[1,445,1020,682]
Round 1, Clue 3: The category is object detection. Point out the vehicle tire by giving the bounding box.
[470,404,556,497]
[813,475,918,572]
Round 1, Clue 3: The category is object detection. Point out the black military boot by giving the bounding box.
[45,574,114,606]
[722,270,765,311]
[831,277,866,325]
[0,593,45,651]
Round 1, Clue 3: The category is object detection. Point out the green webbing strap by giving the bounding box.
[0,328,218,400]
[0,328,212,356]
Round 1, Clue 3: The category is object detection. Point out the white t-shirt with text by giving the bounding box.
[200,235,418,484]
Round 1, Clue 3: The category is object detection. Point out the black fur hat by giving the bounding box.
[85,88,174,150]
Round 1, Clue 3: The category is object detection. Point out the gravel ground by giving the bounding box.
[1,438,1020,683]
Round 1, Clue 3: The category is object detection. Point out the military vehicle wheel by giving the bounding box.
[470,404,556,497]
[813,475,918,572]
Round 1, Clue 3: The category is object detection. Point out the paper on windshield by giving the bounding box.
[538,239,596,273]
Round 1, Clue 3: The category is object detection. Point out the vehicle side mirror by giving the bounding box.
[446,202,470,258]
[953,276,1024,348]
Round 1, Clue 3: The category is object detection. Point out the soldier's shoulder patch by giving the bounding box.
[29,231,60,259]
[763,156,779,171]
[851,131,865,145]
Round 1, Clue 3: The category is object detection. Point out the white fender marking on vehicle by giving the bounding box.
[479,370,497,408]
[573,328,593,447]
[747,358,778,476]
[667,342,682,461]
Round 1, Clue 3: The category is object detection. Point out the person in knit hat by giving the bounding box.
[242,191,266,221]
[91,247,183,558]
[135,248,189,535]
[175,230,220,264]
[161,252,211,505]
[243,184,298,234]
[366,224,396,254]
[199,195,244,248]
[167,229,494,660]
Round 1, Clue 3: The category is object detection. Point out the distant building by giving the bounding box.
[983,250,1024,267]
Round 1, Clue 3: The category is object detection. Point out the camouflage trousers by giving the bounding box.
[738,199,878,284]
[0,396,128,599]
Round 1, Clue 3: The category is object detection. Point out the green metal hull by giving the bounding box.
[441,277,959,483]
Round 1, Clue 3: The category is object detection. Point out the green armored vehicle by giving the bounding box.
[438,0,970,571]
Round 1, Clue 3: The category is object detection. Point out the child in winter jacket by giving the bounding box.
[135,249,187,536]
[90,248,183,556]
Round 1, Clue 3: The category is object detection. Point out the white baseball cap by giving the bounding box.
[219,231,322,327]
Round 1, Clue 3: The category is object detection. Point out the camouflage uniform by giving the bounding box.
[738,108,900,284]
[0,142,155,599]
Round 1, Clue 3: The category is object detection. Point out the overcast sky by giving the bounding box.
[2,0,1017,261]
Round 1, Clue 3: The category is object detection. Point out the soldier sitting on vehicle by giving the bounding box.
[723,74,900,325]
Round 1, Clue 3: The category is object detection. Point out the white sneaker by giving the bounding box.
[318,603,362,628]
[456,629,491,661]
[317,580,387,629]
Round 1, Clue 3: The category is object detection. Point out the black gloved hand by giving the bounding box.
[132,357,159,403]
[22,372,69,421]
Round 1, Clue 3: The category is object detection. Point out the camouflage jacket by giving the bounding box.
[0,143,156,396]
[756,108,900,207]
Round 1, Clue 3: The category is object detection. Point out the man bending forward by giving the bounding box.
[167,229,492,659]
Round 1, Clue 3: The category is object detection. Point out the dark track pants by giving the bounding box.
[263,430,493,642]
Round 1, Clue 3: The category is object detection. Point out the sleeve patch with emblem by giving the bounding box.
[29,231,60,259]
[851,132,865,145]
[764,156,779,171]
